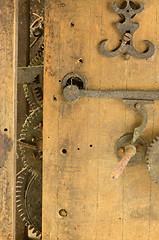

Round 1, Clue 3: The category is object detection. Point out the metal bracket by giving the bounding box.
[123,99,154,143]
[99,0,155,60]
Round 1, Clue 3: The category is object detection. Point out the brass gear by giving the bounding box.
[16,171,42,238]
[18,107,43,176]
[23,43,44,109]
[147,136,159,184]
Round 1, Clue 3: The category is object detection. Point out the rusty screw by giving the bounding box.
[123,32,131,42]
[111,145,136,179]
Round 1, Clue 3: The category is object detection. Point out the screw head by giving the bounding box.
[123,53,130,60]
[135,103,140,109]
[123,32,131,42]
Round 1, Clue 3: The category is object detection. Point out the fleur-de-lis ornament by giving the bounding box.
[100,0,155,60]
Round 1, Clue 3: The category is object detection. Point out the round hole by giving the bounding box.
[4,128,8,132]
[60,3,65,7]
[59,80,61,82]
[59,209,67,217]
[61,148,67,154]
[90,144,93,148]
[70,22,75,28]
[53,96,57,101]
[127,10,129,12]
[78,58,83,63]
[77,148,80,150]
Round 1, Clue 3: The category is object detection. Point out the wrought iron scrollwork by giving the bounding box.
[100,0,155,60]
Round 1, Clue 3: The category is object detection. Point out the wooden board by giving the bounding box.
[0,1,17,239]
[43,0,159,239]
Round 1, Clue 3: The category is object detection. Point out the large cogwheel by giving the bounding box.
[147,136,159,184]
[16,171,42,238]
[23,43,44,109]
[18,107,43,176]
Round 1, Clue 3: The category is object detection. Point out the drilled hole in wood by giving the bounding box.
[53,96,57,101]
[59,80,61,82]
[59,209,67,217]
[78,58,83,63]
[90,144,93,148]
[77,148,80,150]
[70,22,75,28]
[61,148,67,155]
[4,128,8,132]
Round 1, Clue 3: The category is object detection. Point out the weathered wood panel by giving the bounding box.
[43,0,159,239]
[0,1,17,239]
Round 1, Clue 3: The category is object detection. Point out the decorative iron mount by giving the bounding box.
[99,0,155,60]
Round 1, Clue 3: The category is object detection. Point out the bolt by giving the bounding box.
[118,147,125,156]
[123,32,131,42]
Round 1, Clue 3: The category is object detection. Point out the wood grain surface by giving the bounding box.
[43,0,159,239]
[0,0,17,239]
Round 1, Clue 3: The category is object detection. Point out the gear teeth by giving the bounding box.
[18,209,23,213]
[18,107,43,176]
[29,225,33,230]
[16,171,42,237]
[23,42,44,110]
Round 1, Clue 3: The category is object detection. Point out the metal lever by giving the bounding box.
[63,85,159,102]
[111,145,136,179]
